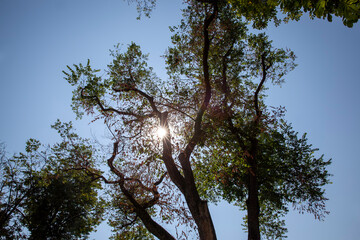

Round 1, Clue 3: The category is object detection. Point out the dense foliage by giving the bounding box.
[137,0,360,28]
[3,0,357,239]
[0,126,104,240]
[60,1,335,239]
[228,0,360,28]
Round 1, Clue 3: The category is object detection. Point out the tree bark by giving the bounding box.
[197,200,217,240]
[180,173,217,240]
[247,170,260,240]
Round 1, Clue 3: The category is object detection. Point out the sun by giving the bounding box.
[156,127,168,139]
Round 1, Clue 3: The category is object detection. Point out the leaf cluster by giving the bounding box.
[0,125,105,240]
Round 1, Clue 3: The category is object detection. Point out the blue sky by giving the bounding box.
[1,0,359,239]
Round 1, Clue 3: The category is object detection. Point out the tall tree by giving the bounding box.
[62,1,333,240]
[22,125,105,240]
[0,131,104,240]
[64,2,220,239]
[166,2,331,239]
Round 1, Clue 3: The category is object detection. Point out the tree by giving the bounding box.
[22,128,105,240]
[64,41,216,239]
[0,141,34,239]
[0,129,104,240]
[61,1,335,240]
[166,2,331,239]
[63,2,220,238]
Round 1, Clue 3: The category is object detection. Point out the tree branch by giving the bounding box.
[113,86,161,117]
[254,53,269,123]
[179,1,217,168]
[80,89,150,119]
[106,141,175,240]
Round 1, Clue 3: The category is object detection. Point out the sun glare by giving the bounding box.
[156,127,167,139]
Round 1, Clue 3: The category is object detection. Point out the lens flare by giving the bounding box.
[156,127,167,139]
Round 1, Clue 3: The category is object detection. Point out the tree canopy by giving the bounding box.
[2,0,357,239]
[227,0,360,28]
[0,126,104,239]
[135,0,360,28]
[60,0,336,239]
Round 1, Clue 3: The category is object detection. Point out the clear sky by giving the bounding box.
[1,0,359,239]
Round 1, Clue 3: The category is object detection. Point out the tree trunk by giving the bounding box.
[197,200,217,240]
[247,166,260,240]
[176,151,217,240]
[185,197,217,240]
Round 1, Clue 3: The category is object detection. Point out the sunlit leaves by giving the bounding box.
[246,33,297,85]
[108,42,159,97]
[227,0,360,28]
